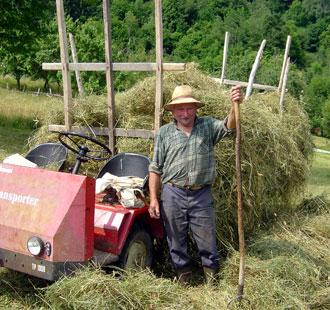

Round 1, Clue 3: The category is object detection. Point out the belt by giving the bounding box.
[167,182,207,191]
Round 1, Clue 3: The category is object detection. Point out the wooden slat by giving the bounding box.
[115,128,154,139]
[69,33,84,96]
[42,62,185,72]
[279,57,291,114]
[245,39,267,99]
[56,0,72,130]
[278,35,291,92]
[220,31,230,84]
[213,78,277,91]
[48,125,154,139]
[103,0,115,152]
[154,0,163,131]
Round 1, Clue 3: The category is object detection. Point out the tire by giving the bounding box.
[118,226,153,270]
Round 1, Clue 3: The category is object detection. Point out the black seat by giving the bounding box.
[25,143,68,171]
[97,152,150,179]
[97,153,151,190]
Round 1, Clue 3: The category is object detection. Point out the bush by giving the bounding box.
[321,99,330,137]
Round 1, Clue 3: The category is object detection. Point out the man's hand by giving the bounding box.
[149,172,161,219]
[148,198,160,219]
[230,85,243,104]
[227,85,243,129]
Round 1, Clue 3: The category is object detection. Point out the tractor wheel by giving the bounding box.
[118,226,153,270]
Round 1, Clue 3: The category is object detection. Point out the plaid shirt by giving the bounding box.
[149,116,233,186]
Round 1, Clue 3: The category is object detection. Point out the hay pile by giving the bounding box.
[30,64,313,246]
[38,204,329,309]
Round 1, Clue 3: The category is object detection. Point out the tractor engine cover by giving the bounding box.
[0,163,95,280]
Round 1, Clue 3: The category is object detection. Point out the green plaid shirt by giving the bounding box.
[149,116,232,186]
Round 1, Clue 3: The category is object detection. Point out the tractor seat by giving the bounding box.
[97,152,150,190]
[25,143,68,171]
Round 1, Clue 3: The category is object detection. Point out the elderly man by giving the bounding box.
[148,85,243,284]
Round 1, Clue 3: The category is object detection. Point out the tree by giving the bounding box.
[304,75,330,129]
[321,99,330,137]
[64,0,102,21]
[0,0,54,89]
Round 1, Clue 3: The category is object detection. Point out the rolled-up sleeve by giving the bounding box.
[148,131,164,175]
[212,116,235,145]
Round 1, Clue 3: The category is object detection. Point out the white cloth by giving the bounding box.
[95,173,145,208]
[3,154,37,168]
[95,172,144,194]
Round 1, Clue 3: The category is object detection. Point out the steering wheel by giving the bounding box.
[58,131,112,161]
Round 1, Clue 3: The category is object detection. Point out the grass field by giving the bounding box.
[0,75,61,94]
[0,88,62,124]
[313,136,330,152]
[0,88,62,158]
[0,89,329,309]
[307,152,330,199]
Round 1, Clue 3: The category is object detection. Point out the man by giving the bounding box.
[148,84,243,284]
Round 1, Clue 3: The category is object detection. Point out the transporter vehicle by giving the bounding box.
[0,132,164,281]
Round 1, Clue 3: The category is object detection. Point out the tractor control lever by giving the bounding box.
[71,145,89,174]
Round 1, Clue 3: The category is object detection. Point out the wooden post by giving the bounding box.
[103,0,115,152]
[69,33,84,96]
[56,0,72,130]
[154,0,163,131]
[279,57,290,114]
[234,99,245,301]
[220,31,230,84]
[278,35,291,92]
[245,39,266,99]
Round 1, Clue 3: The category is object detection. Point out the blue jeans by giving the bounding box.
[160,184,219,271]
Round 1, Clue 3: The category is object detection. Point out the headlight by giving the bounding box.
[27,236,44,256]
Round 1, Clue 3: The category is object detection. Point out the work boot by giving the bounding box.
[176,268,192,286]
[203,266,217,285]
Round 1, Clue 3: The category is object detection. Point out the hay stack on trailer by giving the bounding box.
[29,64,313,246]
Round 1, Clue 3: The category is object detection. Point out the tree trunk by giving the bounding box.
[43,77,49,92]
[16,76,21,90]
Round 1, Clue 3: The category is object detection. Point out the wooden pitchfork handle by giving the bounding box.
[228,100,245,306]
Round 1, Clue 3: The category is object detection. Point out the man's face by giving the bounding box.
[171,103,197,128]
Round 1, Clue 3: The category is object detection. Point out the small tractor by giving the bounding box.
[0,132,164,281]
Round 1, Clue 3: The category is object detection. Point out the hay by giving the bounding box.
[30,63,313,247]
[1,199,328,309]
[36,201,329,310]
[40,268,189,309]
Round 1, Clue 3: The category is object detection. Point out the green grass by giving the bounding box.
[0,88,62,123]
[0,75,61,94]
[308,136,330,199]
[307,152,330,198]
[313,135,330,151]
[0,126,34,160]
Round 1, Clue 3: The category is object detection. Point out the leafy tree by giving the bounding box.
[74,18,105,94]
[318,24,330,70]
[304,75,330,129]
[321,99,330,137]
[64,0,102,21]
[0,0,54,89]
[29,18,60,91]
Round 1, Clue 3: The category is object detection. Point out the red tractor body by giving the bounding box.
[0,162,163,280]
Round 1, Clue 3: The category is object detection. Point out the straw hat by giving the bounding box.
[164,85,204,111]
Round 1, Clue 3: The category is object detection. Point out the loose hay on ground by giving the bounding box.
[36,200,329,310]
